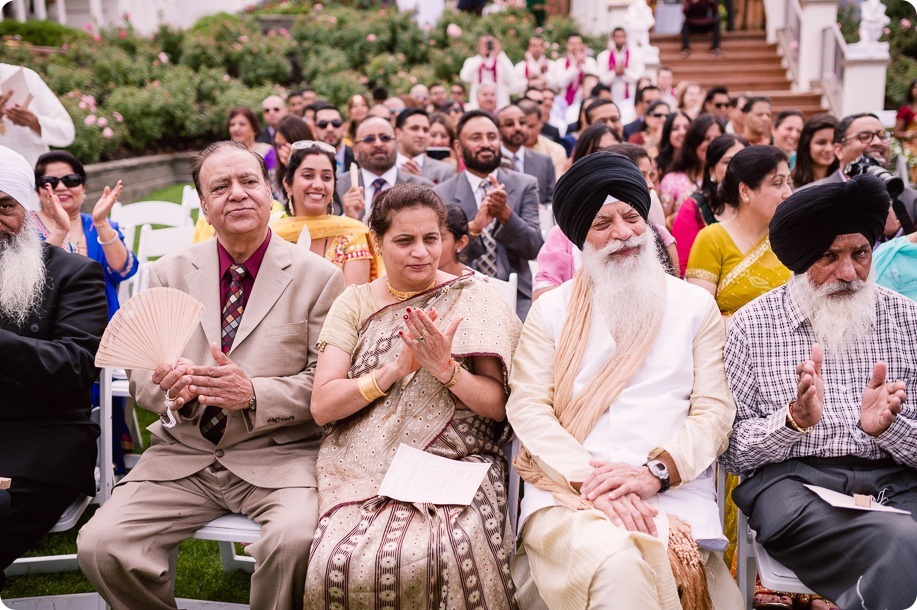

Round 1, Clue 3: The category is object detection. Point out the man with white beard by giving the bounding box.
[0,145,107,589]
[507,152,742,609]
[722,174,917,610]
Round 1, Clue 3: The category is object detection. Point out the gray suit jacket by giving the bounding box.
[334,168,433,219]
[435,169,544,319]
[420,156,457,185]
[126,235,345,489]
[521,148,556,206]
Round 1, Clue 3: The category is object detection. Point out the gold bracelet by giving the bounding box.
[357,371,388,403]
[786,401,814,434]
[443,362,462,389]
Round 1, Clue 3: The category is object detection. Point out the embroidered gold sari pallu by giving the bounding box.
[513,271,712,610]
[306,276,521,610]
[271,214,384,279]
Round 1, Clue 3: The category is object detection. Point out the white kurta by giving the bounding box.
[517,275,730,551]
[596,46,645,106]
[552,56,599,106]
[0,64,75,167]
[459,52,518,111]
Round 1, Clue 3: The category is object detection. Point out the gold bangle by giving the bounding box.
[786,401,814,434]
[357,371,387,403]
[443,362,462,389]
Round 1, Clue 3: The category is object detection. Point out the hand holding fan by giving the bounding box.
[95,287,205,428]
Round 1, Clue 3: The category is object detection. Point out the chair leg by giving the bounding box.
[217,541,255,574]
[736,509,756,610]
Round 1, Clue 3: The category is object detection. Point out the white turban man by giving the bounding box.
[0,145,107,590]
[507,151,742,609]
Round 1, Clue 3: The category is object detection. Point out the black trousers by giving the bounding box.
[735,457,917,610]
[682,20,722,51]
[0,477,81,590]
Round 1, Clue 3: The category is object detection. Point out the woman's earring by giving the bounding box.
[456,248,463,254]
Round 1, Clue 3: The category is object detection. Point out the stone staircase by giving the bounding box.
[651,30,827,115]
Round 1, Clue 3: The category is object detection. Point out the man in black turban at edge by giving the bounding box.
[506,152,743,609]
[721,174,917,610]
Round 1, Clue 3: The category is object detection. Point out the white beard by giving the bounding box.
[789,271,877,357]
[0,215,48,327]
[580,229,667,352]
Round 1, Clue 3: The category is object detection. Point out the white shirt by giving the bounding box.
[459,52,518,111]
[0,64,75,167]
[361,165,399,218]
[463,169,499,209]
[500,146,526,173]
[518,276,728,551]
[396,152,425,170]
[596,45,644,105]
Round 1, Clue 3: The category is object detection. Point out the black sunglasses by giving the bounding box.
[316,119,343,129]
[358,134,395,145]
[38,174,84,189]
[713,102,729,109]
[648,112,669,119]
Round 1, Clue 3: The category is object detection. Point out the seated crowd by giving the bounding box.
[1,22,917,610]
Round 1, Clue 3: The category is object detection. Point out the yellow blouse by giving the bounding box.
[685,223,791,316]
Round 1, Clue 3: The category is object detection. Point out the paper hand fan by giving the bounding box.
[95,287,205,428]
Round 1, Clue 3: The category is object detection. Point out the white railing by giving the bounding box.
[778,0,803,81]
[821,25,846,115]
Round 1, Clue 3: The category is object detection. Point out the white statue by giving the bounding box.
[625,0,656,49]
[858,0,890,46]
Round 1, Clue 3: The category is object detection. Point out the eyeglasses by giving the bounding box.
[316,119,343,129]
[648,112,669,119]
[712,102,729,109]
[262,106,283,113]
[840,129,891,144]
[358,134,395,145]
[291,140,337,154]
[594,116,621,125]
[38,174,83,189]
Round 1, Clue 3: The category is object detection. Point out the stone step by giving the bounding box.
[651,30,768,43]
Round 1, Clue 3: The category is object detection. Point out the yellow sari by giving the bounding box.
[685,223,791,317]
[270,214,383,280]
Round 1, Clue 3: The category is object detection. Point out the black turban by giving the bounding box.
[552,151,652,249]
[769,174,890,273]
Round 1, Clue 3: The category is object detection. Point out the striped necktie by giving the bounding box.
[471,180,499,277]
[200,264,246,444]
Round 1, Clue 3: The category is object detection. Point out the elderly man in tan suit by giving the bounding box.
[78,141,345,610]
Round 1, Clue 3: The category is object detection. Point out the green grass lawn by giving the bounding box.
[144,183,188,205]
[4,409,252,603]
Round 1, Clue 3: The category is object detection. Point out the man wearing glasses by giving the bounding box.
[622,85,662,141]
[803,112,917,226]
[335,116,432,221]
[258,95,287,145]
[702,86,731,122]
[312,102,354,174]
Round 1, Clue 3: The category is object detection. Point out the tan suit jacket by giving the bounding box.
[126,234,345,489]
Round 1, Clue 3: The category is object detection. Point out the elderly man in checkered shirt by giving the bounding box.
[721,174,917,610]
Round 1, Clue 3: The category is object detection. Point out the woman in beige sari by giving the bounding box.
[306,184,521,609]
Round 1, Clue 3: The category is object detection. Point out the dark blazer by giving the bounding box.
[257,126,274,146]
[435,169,543,319]
[334,168,434,219]
[623,118,644,141]
[0,244,108,495]
[541,123,563,145]
[340,145,355,173]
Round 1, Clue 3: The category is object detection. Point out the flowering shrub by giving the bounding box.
[5,3,609,161]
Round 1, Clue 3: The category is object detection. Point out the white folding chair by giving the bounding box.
[180,185,202,222]
[734,478,814,609]
[488,273,518,313]
[504,437,521,537]
[128,225,195,297]
[5,369,115,576]
[110,200,192,250]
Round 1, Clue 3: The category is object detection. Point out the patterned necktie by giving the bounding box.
[371,178,388,204]
[471,180,499,277]
[200,264,246,444]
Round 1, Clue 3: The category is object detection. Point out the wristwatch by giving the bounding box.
[247,394,257,412]
[645,460,670,493]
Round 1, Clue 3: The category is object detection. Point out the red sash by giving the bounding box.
[477,58,497,84]
[608,48,631,99]
[564,57,583,105]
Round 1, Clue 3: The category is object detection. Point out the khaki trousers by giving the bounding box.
[514,506,743,610]
[77,464,317,610]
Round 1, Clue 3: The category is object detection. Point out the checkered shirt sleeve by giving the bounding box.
[719,284,917,476]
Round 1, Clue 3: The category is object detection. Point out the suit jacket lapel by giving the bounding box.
[452,174,478,221]
[231,236,292,350]
[186,243,222,348]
